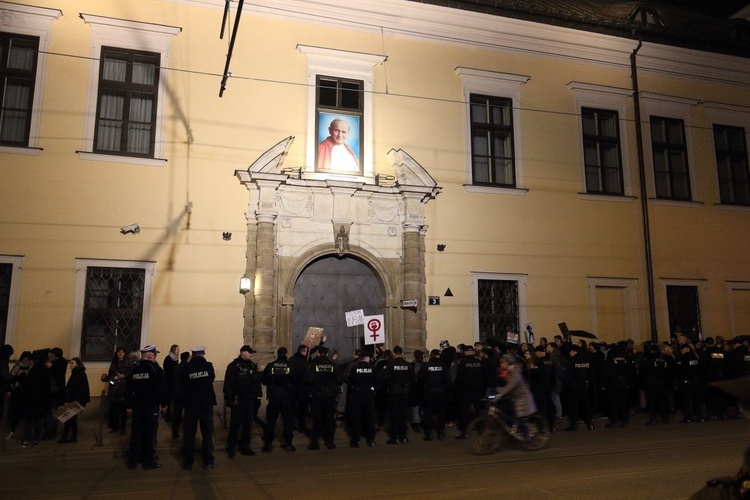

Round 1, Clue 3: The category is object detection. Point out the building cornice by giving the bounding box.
[162,0,750,86]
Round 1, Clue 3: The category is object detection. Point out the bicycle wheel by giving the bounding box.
[467,416,503,455]
[517,414,550,451]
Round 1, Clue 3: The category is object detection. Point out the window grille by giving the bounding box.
[81,266,145,361]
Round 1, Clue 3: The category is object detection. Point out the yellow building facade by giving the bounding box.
[2,0,750,379]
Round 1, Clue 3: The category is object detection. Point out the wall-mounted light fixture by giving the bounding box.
[239,276,252,294]
[222,232,232,241]
[437,244,446,252]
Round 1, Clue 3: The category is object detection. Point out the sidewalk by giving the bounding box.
[0,397,241,459]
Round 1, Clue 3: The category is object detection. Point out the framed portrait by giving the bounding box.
[316,112,362,174]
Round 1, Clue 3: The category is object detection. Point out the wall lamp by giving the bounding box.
[239,276,252,294]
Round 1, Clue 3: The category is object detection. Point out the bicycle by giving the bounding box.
[467,394,551,455]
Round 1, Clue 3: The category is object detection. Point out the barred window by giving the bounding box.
[80,266,145,361]
[477,279,519,344]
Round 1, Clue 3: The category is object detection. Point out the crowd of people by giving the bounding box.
[0,329,747,471]
[0,346,90,448]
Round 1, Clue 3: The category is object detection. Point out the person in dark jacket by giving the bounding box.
[453,344,485,439]
[603,342,636,428]
[529,345,556,432]
[45,347,67,438]
[6,350,31,440]
[0,344,13,425]
[642,344,673,425]
[675,333,704,423]
[182,346,217,470]
[20,350,54,447]
[383,345,414,444]
[171,350,190,439]
[262,347,301,452]
[418,349,451,441]
[125,345,168,470]
[564,344,595,432]
[223,345,262,458]
[305,346,342,450]
[162,344,180,423]
[58,357,91,443]
[101,347,133,434]
[345,348,377,448]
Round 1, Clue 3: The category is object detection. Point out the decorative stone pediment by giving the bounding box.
[388,148,438,188]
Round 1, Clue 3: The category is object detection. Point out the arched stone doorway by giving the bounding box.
[292,255,382,361]
[235,140,441,363]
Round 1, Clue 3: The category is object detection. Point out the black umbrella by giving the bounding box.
[558,322,598,340]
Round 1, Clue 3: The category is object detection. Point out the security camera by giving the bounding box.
[120,223,140,234]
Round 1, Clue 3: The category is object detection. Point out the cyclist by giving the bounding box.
[495,355,537,429]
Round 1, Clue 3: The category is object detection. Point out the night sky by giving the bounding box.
[659,0,749,17]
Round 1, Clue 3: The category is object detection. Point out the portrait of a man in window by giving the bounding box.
[317,112,361,173]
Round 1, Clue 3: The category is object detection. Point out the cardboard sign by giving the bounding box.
[304,327,324,346]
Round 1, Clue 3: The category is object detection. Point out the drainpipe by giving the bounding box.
[630,40,658,343]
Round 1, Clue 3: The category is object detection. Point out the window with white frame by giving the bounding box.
[0,255,23,347]
[471,272,527,344]
[713,124,750,206]
[78,14,180,166]
[457,68,529,193]
[568,82,632,197]
[0,2,61,153]
[640,93,699,203]
[298,45,385,178]
[661,279,704,341]
[704,102,750,207]
[650,116,692,201]
[71,260,155,362]
[94,47,160,157]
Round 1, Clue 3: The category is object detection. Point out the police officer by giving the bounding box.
[345,348,377,448]
[125,345,168,470]
[261,347,300,452]
[701,337,728,420]
[642,344,673,425]
[290,344,311,433]
[383,345,414,444]
[305,346,341,450]
[453,344,485,439]
[418,348,451,441]
[564,344,595,431]
[529,345,556,432]
[603,341,635,428]
[223,345,262,458]
[675,333,703,423]
[181,346,217,470]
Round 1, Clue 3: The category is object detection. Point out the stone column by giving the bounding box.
[253,214,277,352]
[402,226,423,350]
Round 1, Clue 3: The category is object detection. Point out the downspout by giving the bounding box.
[630,40,659,343]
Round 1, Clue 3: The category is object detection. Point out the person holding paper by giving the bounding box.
[58,357,90,443]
